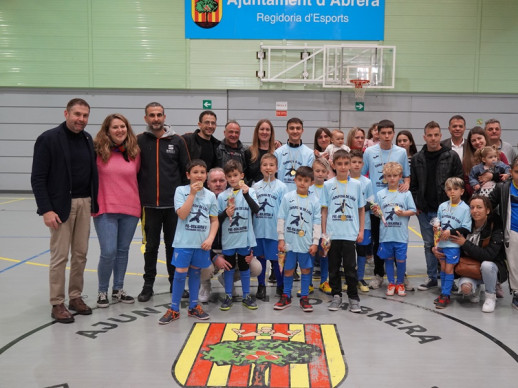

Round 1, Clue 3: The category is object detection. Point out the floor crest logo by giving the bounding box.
[173,322,347,387]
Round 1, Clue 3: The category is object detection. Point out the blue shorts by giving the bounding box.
[222,247,251,257]
[377,242,407,261]
[285,251,313,270]
[172,248,211,269]
[254,238,278,261]
[357,229,372,246]
[440,247,461,265]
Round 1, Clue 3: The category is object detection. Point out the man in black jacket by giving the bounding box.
[182,110,220,171]
[215,120,247,169]
[137,102,190,302]
[410,121,463,291]
[31,98,99,323]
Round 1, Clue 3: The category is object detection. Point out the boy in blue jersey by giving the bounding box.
[218,160,260,311]
[349,149,374,293]
[252,153,288,300]
[275,166,321,312]
[322,150,365,313]
[159,160,219,324]
[274,117,315,191]
[434,177,471,308]
[375,162,416,297]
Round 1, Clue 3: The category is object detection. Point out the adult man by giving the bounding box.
[485,118,516,164]
[440,115,468,161]
[137,102,190,302]
[410,121,463,291]
[361,119,410,289]
[31,98,99,323]
[183,110,220,171]
[215,120,247,169]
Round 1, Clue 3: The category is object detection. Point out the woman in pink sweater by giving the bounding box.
[93,114,141,308]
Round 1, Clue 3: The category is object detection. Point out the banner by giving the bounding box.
[185,0,385,40]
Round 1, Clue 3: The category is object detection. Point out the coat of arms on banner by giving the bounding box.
[191,0,221,29]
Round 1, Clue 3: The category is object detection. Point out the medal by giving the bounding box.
[290,169,296,176]
[340,214,347,221]
[382,178,387,184]
[298,230,305,237]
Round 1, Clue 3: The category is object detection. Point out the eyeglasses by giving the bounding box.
[203,121,216,126]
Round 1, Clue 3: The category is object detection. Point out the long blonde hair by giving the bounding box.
[250,119,275,163]
[94,113,139,163]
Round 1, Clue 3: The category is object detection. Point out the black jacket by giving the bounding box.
[215,139,247,169]
[489,180,511,247]
[31,122,99,222]
[182,129,220,170]
[410,145,463,212]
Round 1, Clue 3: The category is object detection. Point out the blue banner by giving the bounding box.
[185,0,385,40]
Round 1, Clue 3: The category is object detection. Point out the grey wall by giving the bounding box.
[1,88,518,191]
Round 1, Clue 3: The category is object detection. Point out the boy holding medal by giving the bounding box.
[322,150,365,313]
[275,166,321,312]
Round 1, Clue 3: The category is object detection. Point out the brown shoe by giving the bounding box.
[69,297,92,315]
[51,303,75,323]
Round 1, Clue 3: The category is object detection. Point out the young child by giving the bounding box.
[159,160,218,324]
[364,123,379,148]
[322,129,351,162]
[275,166,321,312]
[252,153,288,300]
[375,162,416,297]
[217,160,260,311]
[435,177,471,308]
[469,146,510,196]
[322,150,365,313]
[349,149,374,293]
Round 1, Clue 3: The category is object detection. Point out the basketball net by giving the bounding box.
[350,79,370,102]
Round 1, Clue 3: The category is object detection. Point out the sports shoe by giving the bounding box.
[418,278,438,291]
[256,285,266,300]
[188,304,210,320]
[297,284,314,297]
[349,298,361,313]
[435,294,450,309]
[138,286,153,302]
[220,294,233,311]
[386,283,396,296]
[396,284,406,297]
[159,308,180,324]
[199,281,211,303]
[496,282,504,298]
[319,281,332,295]
[482,292,496,313]
[242,295,258,310]
[434,296,440,305]
[512,292,518,310]
[112,289,134,304]
[97,292,109,308]
[404,276,415,291]
[369,275,384,289]
[357,280,369,293]
[300,296,313,312]
[328,295,342,311]
[274,294,292,310]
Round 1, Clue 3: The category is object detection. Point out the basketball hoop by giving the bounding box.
[350,79,370,102]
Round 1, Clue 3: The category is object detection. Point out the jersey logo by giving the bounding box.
[230,211,245,227]
[189,209,208,223]
[290,214,306,227]
[258,199,273,212]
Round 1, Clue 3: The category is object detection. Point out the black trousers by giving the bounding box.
[328,239,359,300]
[370,214,385,277]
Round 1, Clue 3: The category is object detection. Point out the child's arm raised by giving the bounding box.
[177,182,203,220]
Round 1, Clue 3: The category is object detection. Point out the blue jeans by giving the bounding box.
[417,211,438,280]
[94,213,139,293]
[459,261,498,294]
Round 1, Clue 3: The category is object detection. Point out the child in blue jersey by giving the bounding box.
[322,150,365,313]
[275,166,321,312]
[274,117,315,191]
[375,162,416,297]
[434,177,471,308]
[349,150,374,293]
[159,160,219,325]
[218,160,261,311]
[252,153,288,300]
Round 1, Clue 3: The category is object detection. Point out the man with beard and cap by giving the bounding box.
[136,102,191,302]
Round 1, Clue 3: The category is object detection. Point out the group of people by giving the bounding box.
[31,98,517,325]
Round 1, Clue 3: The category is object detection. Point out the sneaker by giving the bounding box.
[137,286,153,302]
[97,292,109,308]
[112,289,134,304]
[159,308,180,325]
[256,285,266,300]
[293,271,300,282]
[199,281,211,303]
[297,285,314,297]
[369,275,384,289]
[268,271,277,284]
[188,304,210,320]
[300,296,313,312]
[328,295,342,311]
[319,281,332,295]
[349,298,361,313]
[275,286,283,297]
[396,284,406,297]
[512,292,518,310]
[496,282,505,298]
[242,295,258,310]
[274,294,292,310]
[435,294,451,309]
[357,280,369,293]
[418,278,438,291]
[433,295,440,305]
[220,294,233,311]
[386,283,396,296]
[404,276,415,291]
[482,292,496,313]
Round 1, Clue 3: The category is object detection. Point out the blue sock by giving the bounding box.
[385,259,395,284]
[171,271,187,311]
[240,269,251,298]
[283,275,293,296]
[224,269,235,296]
[443,273,454,296]
[257,257,266,286]
[301,272,312,297]
[356,256,366,281]
[440,271,446,292]
[273,261,283,288]
[187,267,200,309]
[396,260,406,285]
[320,256,329,283]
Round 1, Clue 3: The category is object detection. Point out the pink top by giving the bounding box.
[93,152,141,218]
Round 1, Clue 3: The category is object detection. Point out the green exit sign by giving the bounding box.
[203,100,212,109]
[355,102,365,111]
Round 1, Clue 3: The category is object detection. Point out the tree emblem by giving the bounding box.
[193,0,220,29]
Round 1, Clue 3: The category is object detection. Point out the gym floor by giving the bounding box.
[1,193,517,388]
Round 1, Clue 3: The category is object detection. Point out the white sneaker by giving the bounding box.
[328,295,342,311]
[199,280,211,303]
[369,275,384,289]
[482,292,496,313]
[469,286,480,303]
